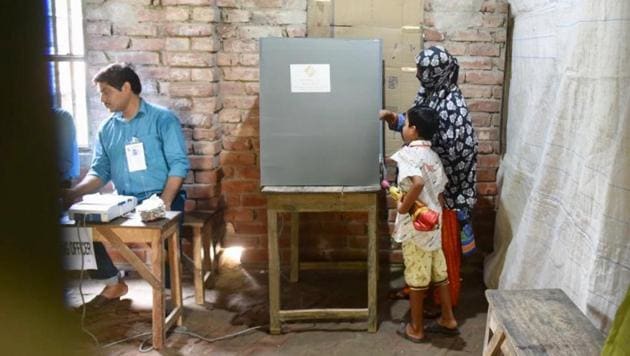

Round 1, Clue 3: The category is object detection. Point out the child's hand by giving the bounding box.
[397,200,408,214]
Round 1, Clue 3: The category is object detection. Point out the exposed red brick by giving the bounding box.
[184,183,219,199]
[450,30,492,42]
[466,71,504,85]
[223,136,251,150]
[468,43,501,57]
[193,127,221,141]
[236,166,260,180]
[189,155,219,170]
[468,99,501,113]
[476,182,498,195]
[222,180,259,193]
[476,127,499,140]
[193,140,221,155]
[235,222,267,235]
[86,36,130,50]
[476,164,498,181]
[478,142,495,154]
[225,207,255,221]
[424,28,445,41]
[242,193,266,207]
[478,154,501,168]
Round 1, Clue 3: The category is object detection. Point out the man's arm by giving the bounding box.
[160,176,183,211]
[397,175,424,214]
[158,112,190,210]
[62,175,104,208]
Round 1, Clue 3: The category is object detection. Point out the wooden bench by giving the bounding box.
[181,210,224,305]
[483,289,604,356]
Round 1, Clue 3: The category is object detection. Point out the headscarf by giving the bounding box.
[413,46,478,211]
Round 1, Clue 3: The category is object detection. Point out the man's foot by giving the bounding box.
[76,282,128,310]
[100,281,128,299]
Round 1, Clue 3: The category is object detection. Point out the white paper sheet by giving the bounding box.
[289,64,331,93]
[61,227,97,270]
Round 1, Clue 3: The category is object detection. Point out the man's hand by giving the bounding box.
[379,109,398,127]
[61,188,78,210]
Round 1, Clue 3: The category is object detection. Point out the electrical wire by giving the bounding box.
[76,216,100,347]
[101,325,265,353]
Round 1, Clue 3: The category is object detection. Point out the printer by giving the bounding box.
[68,193,137,223]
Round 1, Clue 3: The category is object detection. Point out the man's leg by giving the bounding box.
[89,242,127,299]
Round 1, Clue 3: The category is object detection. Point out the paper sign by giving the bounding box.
[290,64,331,93]
[61,227,97,270]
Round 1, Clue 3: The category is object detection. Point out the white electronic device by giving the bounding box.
[68,194,137,223]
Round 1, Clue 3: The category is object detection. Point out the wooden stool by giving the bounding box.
[263,186,379,334]
[483,289,604,356]
[182,210,224,304]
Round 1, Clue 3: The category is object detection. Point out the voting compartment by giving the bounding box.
[259,38,383,187]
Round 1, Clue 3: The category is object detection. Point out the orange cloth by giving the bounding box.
[433,209,461,306]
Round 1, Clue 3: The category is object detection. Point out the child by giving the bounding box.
[391,105,459,343]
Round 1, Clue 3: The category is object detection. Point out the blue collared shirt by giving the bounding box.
[88,99,189,200]
[54,108,80,181]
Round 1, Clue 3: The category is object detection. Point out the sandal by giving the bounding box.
[424,320,460,336]
[396,322,429,344]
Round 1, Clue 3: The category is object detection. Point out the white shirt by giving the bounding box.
[390,140,448,250]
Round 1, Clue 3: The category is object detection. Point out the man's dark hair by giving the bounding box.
[92,63,142,94]
[407,105,439,140]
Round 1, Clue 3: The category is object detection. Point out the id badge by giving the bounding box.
[125,140,147,172]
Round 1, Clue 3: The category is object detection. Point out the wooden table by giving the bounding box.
[75,211,184,350]
[263,186,380,334]
[483,289,604,356]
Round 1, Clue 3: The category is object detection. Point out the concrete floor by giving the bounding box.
[65,254,488,355]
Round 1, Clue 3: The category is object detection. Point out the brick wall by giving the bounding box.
[216,0,307,263]
[82,0,506,266]
[83,0,223,263]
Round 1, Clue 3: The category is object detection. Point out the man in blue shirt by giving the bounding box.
[64,63,189,304]
[54,108,80,188]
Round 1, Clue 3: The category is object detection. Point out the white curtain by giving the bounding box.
[485,0,630,332]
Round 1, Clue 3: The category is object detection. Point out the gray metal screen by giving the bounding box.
[259,38,383,187]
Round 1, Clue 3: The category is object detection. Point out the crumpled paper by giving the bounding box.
[136,194,166,222]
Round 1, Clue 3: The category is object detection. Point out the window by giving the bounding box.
[45,0,89,146]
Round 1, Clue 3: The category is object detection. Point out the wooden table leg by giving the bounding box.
[268,209,281,334]
[483,328,505,356]
[151,235,165,349]
[192,226,204,304]
[290,212,299,283]
[169,230,183,326]
[483,305,493,352]
[367,203,378,332]
[202,222,214,286]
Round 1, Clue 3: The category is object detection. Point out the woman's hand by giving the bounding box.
[379,109,397,127]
